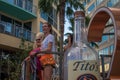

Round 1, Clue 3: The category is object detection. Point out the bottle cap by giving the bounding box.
[74,11,85,18]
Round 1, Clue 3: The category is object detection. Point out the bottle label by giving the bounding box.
[68,60,101,80]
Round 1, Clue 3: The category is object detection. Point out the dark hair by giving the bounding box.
[69,34,73,44]
[43,22,52,33]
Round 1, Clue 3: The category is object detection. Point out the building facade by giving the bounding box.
[0,0,60,79]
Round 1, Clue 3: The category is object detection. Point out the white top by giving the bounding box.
[41,34,55,52]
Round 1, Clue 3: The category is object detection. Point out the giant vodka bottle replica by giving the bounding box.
[63,11,101,80]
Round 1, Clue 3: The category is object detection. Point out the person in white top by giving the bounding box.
[41,34,55,52]
[41,22,55,80]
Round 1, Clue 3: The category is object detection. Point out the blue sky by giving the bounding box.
[64,18,72,40]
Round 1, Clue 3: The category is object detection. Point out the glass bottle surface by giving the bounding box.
[63,11,101,80]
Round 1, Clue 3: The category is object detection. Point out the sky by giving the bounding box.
[64,18,72,40]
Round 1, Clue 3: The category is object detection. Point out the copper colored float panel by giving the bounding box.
[87,7,120,79]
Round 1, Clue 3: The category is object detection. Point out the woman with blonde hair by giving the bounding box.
[29,32,44,80]
[23,32,44,80]
[32,32,44,49]
[24,32,44,59]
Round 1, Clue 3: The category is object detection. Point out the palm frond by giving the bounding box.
[68,27,73,31]
[64,33,73,36]
[105,23,113,28]
[68,17,74,27]
[66,7,74,18]
[85,16,90,26]
[90,42,99,48]
[39,0,53,13]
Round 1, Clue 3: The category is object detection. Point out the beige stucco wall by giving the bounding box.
[0,33,33,49]
[32,0,39,33]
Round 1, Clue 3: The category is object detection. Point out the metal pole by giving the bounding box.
[7,55,9,80]
[21,61,26,80]
[34,57,37,80]
[100,55,112,80]
[59,52,63,80]
[0,55,2,80]
[101,55,105,80]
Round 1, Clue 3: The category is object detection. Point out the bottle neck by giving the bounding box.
[73,16,87,46]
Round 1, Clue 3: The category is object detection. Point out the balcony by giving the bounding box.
[0,21,36,42]
[0,0,37,21]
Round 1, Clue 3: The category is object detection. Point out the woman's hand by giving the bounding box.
[37,53,43,57]
[29,51,36,57]
[21,56,30,66]
[25,56,30,61]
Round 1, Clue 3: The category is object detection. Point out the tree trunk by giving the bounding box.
[59,0,65,80]
[59,0,65,52]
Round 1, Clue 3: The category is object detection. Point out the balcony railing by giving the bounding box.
[2,0,37,15]
[0,21,36,42]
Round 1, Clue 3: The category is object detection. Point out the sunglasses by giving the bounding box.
[36,39,41,41]
[42,25,48,27]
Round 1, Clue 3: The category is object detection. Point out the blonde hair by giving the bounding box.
[33,32,44,49]
[35,32,44,39]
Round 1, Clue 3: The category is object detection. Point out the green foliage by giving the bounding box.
[19,38,33,57]
[6,38,33,80]
[90,42,99,48]
[7,60,21,80]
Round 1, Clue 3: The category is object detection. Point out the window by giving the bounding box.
[23,22,32,40]
[40,8,57,28]
[40,22,43,32]
[5,22,12,33]
[24,0,33,12]
[40,10,48,21]
[109,29,114,38]
[48,16,53,25]
[16,0,23,7]
[14,21,22,38]
[1,15,12,34]
[99,50,103,57]
[88,3,95,13]
[107,0,112,7]
[110,45,114,54]
[111,0,119,5]
[101,35,108,43]
[99,47,109,55]
[104,47,109,55]
[87,0,91,3]
[96,0,103,6]
[7,0,14,4]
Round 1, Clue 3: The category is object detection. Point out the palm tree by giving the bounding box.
[38,0,84,52]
